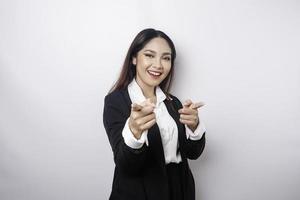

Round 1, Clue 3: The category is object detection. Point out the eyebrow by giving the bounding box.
[143,49,172,55]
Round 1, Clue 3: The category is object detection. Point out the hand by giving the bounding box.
[128,98,156,139]
[178,99,205,132]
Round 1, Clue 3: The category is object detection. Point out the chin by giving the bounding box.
[149,78,164,85]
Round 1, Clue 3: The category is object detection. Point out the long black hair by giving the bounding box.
[108,28,177,99]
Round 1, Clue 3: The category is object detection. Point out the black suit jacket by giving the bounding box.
[103,88,206,200]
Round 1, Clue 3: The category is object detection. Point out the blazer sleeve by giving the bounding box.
[103,92,148,175]
[171,95,206,160]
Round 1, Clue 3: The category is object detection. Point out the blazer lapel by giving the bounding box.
[163,98,187,157]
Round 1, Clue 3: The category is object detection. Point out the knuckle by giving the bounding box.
[136,120,142,126]
[139,125,145,131]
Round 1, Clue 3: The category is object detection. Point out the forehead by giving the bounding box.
[142,37,171,53]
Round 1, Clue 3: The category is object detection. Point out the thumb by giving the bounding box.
[131,103,143,111]
[142,98,156,107]
[183,99,193,107]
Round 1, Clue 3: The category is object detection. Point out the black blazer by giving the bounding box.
[103,88,206,200]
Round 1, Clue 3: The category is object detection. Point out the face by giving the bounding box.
[132,37,172,90]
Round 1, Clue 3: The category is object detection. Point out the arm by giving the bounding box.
[172,95,206,160]
[122,117,149,148]
[103,92,148,175]
[184,132,206,160]
[185,113,206,140]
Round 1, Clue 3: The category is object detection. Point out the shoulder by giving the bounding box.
[103,89,130,118]
[104,89,124,103]
[104,88,131,110]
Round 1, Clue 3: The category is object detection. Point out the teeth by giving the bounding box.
[148,70,161,76]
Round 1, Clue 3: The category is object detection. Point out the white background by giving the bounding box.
[1,0,299,199]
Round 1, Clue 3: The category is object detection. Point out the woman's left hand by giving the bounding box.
[178,99,205,132]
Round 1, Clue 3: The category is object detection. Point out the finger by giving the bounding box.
[138,105,155,117]
[179,118,196,126]
[180,114,197,121]
[137,113,156,125]
[141,98,156,108]
[141,118,156,131]
[183,99,193,107]
[178,107,197,115]
[131,103,143,111]
[190,102,205,109]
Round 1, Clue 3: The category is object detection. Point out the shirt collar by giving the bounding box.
[128,77,166,106]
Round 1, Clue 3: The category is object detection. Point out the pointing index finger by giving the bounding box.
[191,102,205,109]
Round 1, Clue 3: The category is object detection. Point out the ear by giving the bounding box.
[132,56,137,65]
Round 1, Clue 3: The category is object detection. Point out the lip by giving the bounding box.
[147,70,162,79]
[147,70,163,74]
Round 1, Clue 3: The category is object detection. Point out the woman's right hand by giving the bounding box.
[128,98,156,139]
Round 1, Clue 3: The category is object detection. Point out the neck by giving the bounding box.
[135,77,156,99]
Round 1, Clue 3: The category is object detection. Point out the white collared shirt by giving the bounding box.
[122,78,206,164]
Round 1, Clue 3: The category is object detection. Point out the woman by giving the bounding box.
[103,28,206,200]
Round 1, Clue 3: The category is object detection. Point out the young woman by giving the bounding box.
[103,28,206,200]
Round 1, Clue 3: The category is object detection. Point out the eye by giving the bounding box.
[145,54,154,58]
[164,57,171,61]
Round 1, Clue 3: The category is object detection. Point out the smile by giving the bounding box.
[147,70,162,78]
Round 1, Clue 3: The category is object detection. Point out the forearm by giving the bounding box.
[185,132,206,160]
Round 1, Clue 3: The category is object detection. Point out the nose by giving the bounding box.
[153,57,163,69]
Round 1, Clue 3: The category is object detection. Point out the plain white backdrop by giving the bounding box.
[1,0,299,199]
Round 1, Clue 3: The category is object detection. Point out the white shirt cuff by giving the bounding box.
[122,117,149,149]
[185,120,206,141]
